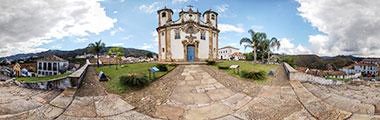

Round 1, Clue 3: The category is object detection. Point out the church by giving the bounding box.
[156,6,219,62]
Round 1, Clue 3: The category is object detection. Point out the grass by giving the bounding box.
[214,61,278,83]
[16,72,71,83]
[96,63,175,94]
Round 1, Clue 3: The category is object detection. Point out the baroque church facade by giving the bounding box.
[156,7,219,62]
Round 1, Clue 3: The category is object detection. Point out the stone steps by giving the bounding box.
[290,80,352,119]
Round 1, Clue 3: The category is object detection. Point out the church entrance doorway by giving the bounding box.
[187,45,195,62]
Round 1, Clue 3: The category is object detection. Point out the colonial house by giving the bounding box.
[340,63,378,77]
[157,6,219,62]
[37,55,69,76]
[230,52,246,61]
[218,46,240,60]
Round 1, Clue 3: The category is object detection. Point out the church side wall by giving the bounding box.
[198,31,210,60]
[170,29,185,60]
[159,30,166,60]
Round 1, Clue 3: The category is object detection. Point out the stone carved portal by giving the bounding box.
[182,39,199,62]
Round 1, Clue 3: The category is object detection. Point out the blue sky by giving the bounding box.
[41,0,320,53]
[2,0,379,57]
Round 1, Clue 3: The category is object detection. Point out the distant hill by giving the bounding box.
[279,54,360,70]
[0,47,157,62]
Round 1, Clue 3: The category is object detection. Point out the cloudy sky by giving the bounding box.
[0,0,379,57]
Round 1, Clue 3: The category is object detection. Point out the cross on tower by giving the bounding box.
[187,5,194,9]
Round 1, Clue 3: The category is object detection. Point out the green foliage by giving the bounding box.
[206,60,216,65]
[119,73,149,87]
[239,70,266,80]
[244,53,254,61]
[279,56,296,67]
[217,65,229,70]
[240,29,280,62]
[156,64,168,72]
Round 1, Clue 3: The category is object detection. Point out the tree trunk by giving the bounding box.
[253,47,257,63]
[267,51,271,64]
[96,53,100,67]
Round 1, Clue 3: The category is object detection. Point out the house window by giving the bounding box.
[38,62,42,69]
[48,63,52,70]
[43,62,47,70]
[53,63,57,71]
[162,12,166,17]
[175,30,180,39]
[200,31,206,40]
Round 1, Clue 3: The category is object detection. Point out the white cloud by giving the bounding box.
[297,0,380,56]
[122,35,133,41]
[113,11,118,14]
[172,0,189,4]
[140,43,153,50]
[277,38,312,55]
[75,38,89,43]
[110,27,124,36]
[215,4,229,13]
[138,2,161,14]
[218,24,245,33]
[120,0,125,3]
[0,0,116,57]
[250,25,264,32]
[152,31,158,42]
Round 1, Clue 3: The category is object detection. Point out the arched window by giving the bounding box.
[162,48,165,52]
[175,29,180,39]
[162,12,166,17]
[200,31,206,40]
[211,14,215,20]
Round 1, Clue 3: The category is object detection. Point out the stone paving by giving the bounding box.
[154,65,316,120]
[2,64,380,120]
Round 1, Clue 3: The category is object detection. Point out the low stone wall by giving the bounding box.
[282,62,344,85]
[16,77,72,90]
[15,63,90,90]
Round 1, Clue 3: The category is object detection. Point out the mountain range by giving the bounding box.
[0,47,157,62]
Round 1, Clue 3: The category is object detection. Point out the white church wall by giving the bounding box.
[160,31,166,59]
[170,29,184,60]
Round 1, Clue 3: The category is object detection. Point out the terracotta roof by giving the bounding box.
[355,63,377,67]
[230,52,244,57]
[38,55,67,62]
[219,46,239,50]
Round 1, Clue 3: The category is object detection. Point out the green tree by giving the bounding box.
[88,40,106,67]
[108,47,125,69]
[240,30,266,62]
[267,37,280,62]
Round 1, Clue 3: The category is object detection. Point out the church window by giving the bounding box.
[162,12,166,17]
[175,30,180,39]
[211,14,215,20]
[201,31,206,40]
[162,48,165,52]
[161,32,164,36]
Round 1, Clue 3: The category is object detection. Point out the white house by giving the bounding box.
[340,63,378,76]
[218,46,240,60]
[37,55,69,76]
[156,6,219,62]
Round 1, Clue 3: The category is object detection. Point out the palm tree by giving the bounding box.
[268,37,280,62]
[240,30,264,62]
[88,40,106,67]
[107,47,124,69]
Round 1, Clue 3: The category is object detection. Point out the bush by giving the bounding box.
[156,64,168,71]
[206,60,216,65]
[240,70,266,80]
[218,65,229,70]
[120,73,149,87]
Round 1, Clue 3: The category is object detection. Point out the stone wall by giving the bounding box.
[15,63,90,90]
[283,62,344,85]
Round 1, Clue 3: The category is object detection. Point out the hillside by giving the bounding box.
[279,54,358,70]
[0,47,157,62]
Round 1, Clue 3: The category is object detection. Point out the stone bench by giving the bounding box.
[290,80,352,119]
